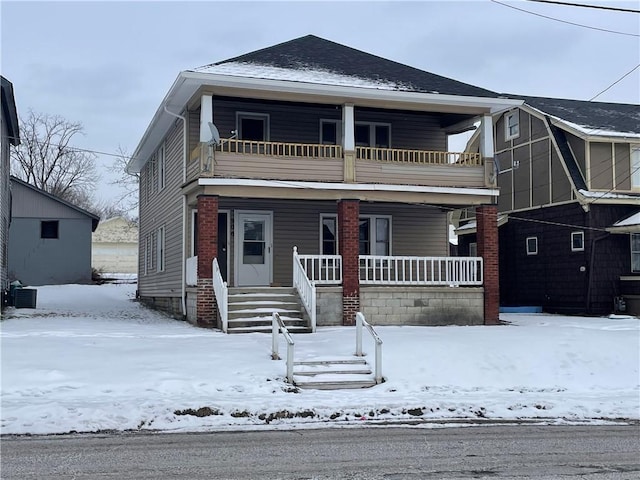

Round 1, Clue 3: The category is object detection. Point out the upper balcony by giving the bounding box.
[188,138,490,189]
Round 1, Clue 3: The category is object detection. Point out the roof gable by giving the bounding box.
[195,35,499,98]
[509,95,640,136]
[10,177,100,231]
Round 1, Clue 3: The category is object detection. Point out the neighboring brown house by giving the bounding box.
[128,35,522,331]
[457,96,640,316]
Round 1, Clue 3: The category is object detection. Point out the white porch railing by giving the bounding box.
[359,256,483,286]
[293,247,317,332]
[272,312,294,383]
[186,256,198,286]
[212,258,228,333]
[296,253,342,284]
[355,312,383,384]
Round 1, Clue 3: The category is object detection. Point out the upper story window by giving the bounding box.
[237,112,269,141]
[632,233,640,273]
[631,145,640,189]
[157,226,166,272]
[355,122,391,148]
[157,144,165,191]
[505,111,520,141]
[320,120,341,145]
[526,236,538,256]
[571,231,585,252]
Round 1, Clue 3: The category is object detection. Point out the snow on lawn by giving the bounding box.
[1,284,638,435]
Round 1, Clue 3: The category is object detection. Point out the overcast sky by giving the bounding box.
[2,0,639,209]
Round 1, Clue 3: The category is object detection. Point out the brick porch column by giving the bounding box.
[338,199,360,325]
[476,204,499,325]
[196,195,218,327]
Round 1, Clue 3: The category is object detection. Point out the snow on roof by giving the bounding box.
[578,189,640,200]
[612,211,640,228]
[191,61,410,91]
[550,115,640,139]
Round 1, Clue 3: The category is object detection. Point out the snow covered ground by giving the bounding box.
[1,283,638,435]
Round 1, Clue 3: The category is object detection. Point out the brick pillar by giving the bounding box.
[476,205,499,325]
[197,195,218,327]
[338,199,360,325]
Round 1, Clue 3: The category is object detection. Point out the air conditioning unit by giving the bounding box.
[14,288,37,309]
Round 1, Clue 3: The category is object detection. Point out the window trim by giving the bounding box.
[505,110,520,141]
[319,214,338,255]
[571,231,585,252]
[526,236,538,256]
[354,121,392,148]
[319,119,342,145]
[359,214,392,256]
[157,226,166,272]
[236,112,270,141]
[631,233,640,273]
[191,209,198,257]
[631,144,640,190]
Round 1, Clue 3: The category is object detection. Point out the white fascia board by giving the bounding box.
[197,177,499,197]
[183,71,522,113]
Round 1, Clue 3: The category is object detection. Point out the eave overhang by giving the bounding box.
[127,71,522,173]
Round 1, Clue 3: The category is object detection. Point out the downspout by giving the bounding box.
[163,106,188,317]
[585,232,609,314]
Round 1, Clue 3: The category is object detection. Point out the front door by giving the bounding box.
[235,212,272,286]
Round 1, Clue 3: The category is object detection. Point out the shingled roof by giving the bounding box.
[508,95,640,136]
[196,34,500,98]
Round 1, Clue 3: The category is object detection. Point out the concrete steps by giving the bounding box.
[292,357,378,390]
[226,287,311,334]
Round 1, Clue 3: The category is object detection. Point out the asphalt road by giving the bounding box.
[2,424,639,479]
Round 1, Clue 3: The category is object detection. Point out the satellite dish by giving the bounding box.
[208,122,221,146]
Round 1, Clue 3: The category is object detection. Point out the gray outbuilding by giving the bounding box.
[8,177,100,286]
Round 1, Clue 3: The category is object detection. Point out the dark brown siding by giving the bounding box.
[513,111,529,147]
[531,139,550,205]
[513,145,530,210]
[530,115,546,141]
[551,148,572,202]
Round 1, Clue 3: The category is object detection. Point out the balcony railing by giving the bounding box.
[356,147,482,166]
[218,139,342,158]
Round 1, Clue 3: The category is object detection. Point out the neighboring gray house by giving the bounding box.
[1,76,20,305]
[8,177,100,286]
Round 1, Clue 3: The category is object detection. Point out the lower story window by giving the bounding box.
[359,216,391,256]
[526,236,538,256]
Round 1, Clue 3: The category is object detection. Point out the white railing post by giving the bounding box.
[272,312,295,384]
[212,258,228,333]
[271,313,279,360]
[293,246,317,332]
[356,312,363,356]
[355,312,383,384]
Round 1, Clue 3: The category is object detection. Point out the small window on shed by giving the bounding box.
[571,231,584,252]
[41,220,59,239]
[526,236,538,256]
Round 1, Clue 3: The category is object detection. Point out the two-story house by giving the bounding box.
[128,35,522,331]
[1,76,20,307]
[457,96,640,316]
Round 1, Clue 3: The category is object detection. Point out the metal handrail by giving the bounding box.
[355,312,383,384]
[292,246,317,332]
[272,312,295,383]
[212,258,228,333]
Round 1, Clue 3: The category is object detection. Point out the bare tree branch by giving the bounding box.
[10,110,100,205]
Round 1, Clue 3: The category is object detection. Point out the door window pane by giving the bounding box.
[244,221,264,241]
[243,220,265,264]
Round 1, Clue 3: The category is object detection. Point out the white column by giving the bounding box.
[199,95,213,143]
[342,104,355,150]
[479,114,494,158]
